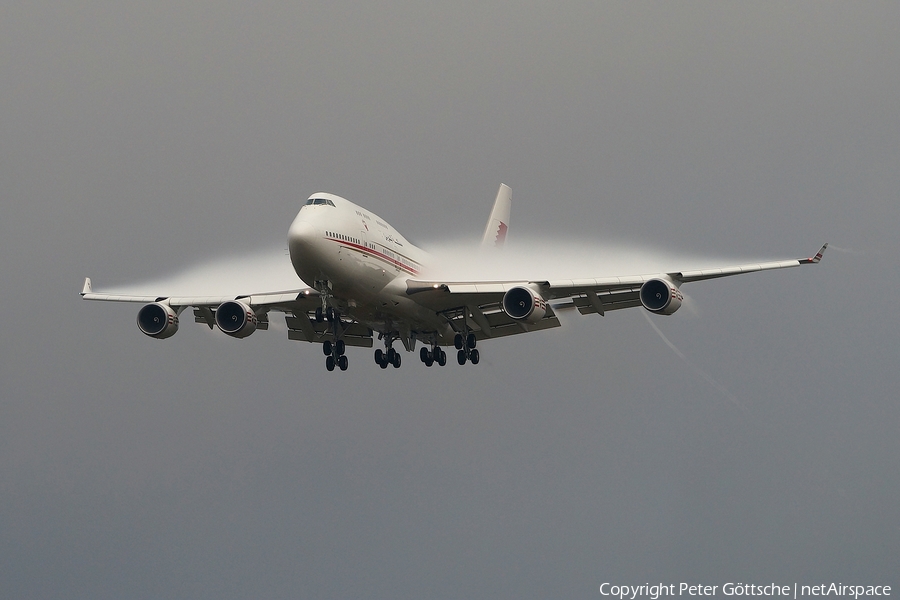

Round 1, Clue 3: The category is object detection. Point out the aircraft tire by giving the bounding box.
[379,357,389,369]
[392,353,401,368]
[322,340,332,355]
[315,307,323,322]
[470,349,480,365]
[326,355,335,371]
[420,347,430,362]
[467,333,477,349]
[457,349,467,365]
[338,355,348,371]
[436,348,447,366]
[374,349,383,364]
[335,340,345,356]
[454,334,463,349]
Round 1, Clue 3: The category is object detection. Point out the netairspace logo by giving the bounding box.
[599,583,892,600]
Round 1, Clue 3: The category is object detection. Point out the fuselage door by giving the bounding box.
[359,222,370,256]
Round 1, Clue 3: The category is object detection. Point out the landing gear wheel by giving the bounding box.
[326,355,335,371]
[392,352,401,368]
[326,307,336,322]
[467,333,477,349]
[387,348,396,363]
[420,347,430,363]
[454,334,463,350]
[315,307,324,322]
[457,349,467,365]
[379,357,389,369]
[374,349,384,364]
[335,339,345,356]
[338,355,348,371]
[322,340,332,355]
[470,349,480,365]
[425,354,434,367]
[436,347,447,366]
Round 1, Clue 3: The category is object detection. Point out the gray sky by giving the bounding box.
[2,2,899,598]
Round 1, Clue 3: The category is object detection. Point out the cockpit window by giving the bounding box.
[304,198,335,207]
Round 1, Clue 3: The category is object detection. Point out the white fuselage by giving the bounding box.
[287,193,447,336]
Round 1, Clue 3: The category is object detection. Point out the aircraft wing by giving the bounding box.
[405,244,827,339]
[80,279,377,347]
[81,278,320,310]
[82,277,321,326]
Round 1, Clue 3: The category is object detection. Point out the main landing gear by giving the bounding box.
[322,338,348,371]
[373,331,401,369]
[419,345,447,367]
[454,332,480,365]
[374,347,401,369]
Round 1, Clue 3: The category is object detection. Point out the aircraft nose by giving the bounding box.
[288,218,319,278]
[289,219,316,247]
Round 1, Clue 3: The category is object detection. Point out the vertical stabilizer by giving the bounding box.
[480,184,511,249]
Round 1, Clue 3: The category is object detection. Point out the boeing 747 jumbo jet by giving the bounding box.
[82,185,826,371]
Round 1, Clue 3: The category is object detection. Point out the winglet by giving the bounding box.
[82,277,93,296]
[481,184,511,249]
[800,243,828,265]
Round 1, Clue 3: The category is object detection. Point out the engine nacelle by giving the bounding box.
[215,300,258,338]
[502,286,548,324]
[640,278,684,315]
[137,302,179,339]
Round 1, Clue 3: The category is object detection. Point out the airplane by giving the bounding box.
[82,184,827,371]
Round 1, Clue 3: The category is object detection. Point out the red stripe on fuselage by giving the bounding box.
[326,236,420,275]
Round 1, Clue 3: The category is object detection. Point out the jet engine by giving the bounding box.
[639,278,683,315]
[501,286,548,324]
[137,302,179,339]
[214,300,258,338]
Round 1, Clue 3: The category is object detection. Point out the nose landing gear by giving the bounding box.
[322,309,349,371]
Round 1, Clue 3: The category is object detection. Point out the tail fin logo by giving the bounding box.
[494,222,508,246]
[481,184,512,249]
